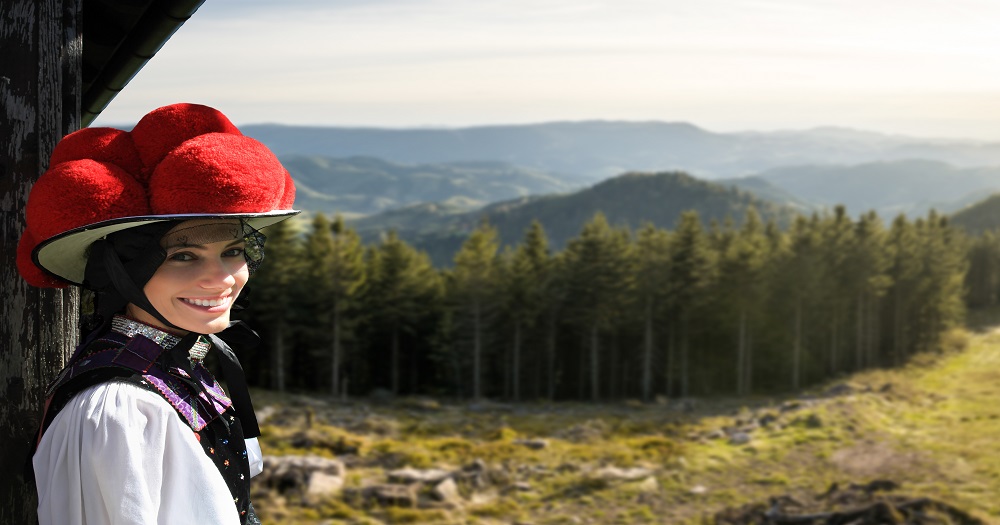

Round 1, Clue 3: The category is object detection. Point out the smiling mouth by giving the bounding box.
[181,297,230,308]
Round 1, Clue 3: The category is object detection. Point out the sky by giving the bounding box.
[94,0,1000,141]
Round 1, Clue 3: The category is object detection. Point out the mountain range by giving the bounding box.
[244,121,1000,181]
[284,152,1000,225]
[749,160,1000,217]
[226,120,1000,252]
[282,155,571,217]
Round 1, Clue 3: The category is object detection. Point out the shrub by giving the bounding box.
[939,328,971,354]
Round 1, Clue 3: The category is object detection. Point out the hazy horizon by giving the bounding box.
[93,0,1000,142]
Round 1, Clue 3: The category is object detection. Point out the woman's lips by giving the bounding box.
[180,296,231,312]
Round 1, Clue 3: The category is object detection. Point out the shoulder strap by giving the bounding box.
[37,333,168,447]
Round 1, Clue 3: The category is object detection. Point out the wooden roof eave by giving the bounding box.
[82,0,207,126]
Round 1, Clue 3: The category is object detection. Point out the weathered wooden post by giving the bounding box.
[1,0,82,522]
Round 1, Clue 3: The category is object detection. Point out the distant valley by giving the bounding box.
[749,160,1000,218]
[246,120,1000,181]
[241,121,1000,256]
[282,155,572,216]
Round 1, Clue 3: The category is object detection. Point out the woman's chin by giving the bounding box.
[172,314,231,335]
[199,318,231,335]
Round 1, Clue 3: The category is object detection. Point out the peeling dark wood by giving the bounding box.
[0,1,81,522]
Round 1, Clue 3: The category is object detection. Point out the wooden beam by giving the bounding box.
[0,0,82,521]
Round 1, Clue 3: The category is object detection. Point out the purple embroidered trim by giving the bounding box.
[195,366,233,412]
[144,374,208,430]
[151,365,233,431]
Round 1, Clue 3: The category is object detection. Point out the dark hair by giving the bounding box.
[82,221,179,328]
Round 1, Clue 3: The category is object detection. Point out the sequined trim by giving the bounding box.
[111,316,181,348]
[111,315,212,363]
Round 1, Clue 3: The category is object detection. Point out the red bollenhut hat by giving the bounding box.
[17,103,298,288]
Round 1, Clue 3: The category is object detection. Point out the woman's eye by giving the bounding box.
[223,247,246,258]
[169,252,196,262]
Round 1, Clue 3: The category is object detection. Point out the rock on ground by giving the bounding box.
[387,467,453,484]
[258,455,346,505]
[590,466,654,483]
[432,478,464,507]
[345,484,418,508]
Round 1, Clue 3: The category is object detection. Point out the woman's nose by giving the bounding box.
[199,257,238,288]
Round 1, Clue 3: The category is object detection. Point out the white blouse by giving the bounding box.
[33,381,264,525]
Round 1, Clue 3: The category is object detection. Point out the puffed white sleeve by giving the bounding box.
[244,437,264,477]
[33,381,240,525]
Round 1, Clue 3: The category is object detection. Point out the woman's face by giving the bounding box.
[128,220,250,335]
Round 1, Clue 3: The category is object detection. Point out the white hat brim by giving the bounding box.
[34,210,300,286]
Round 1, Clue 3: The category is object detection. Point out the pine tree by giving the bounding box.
[450,221,500,399]
[844,211,891,370]
[632,223,671,401]
[250,218,304,392]
[913,213,967,351]
[563,213,633,401]
[885,215,921,363]
[717,207,768,395]
[498,221,551,401]
[301,213,337,389]
[966,231,1000,308]
[364,231,441,394]
[754,218,791,392]
[303,214,367,395]
[776,215,823,389]
[819,206,854,375]
[328,216,366,395]
[543,251,570,400]
[666,211,716,397]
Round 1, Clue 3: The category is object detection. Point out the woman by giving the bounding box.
[17,103,298,525]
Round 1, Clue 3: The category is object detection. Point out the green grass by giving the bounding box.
[252,323,1000,524]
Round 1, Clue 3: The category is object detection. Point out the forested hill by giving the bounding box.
[754,160,1000,217]
[242,121,1000,181]
[352,170,800,265]
[282,155,571,216]
[949,193,1000,234]
[717,176,815,212]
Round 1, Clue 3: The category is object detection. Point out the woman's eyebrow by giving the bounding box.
[165,242,206,250]
[166,239,246,250]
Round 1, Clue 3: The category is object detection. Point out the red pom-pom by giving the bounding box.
[26,159,151,240]
[279,170,296,209]
[131,103,242,181]
[16,229,67,288]
[19,103,295,288]
[50,127,143,177]
[148,134,286,214]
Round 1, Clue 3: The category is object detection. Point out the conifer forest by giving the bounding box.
[240,205,982,402]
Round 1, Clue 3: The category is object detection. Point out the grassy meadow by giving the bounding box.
[248,313,1000,524]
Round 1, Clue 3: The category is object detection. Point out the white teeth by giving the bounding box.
[184,298,226,307]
